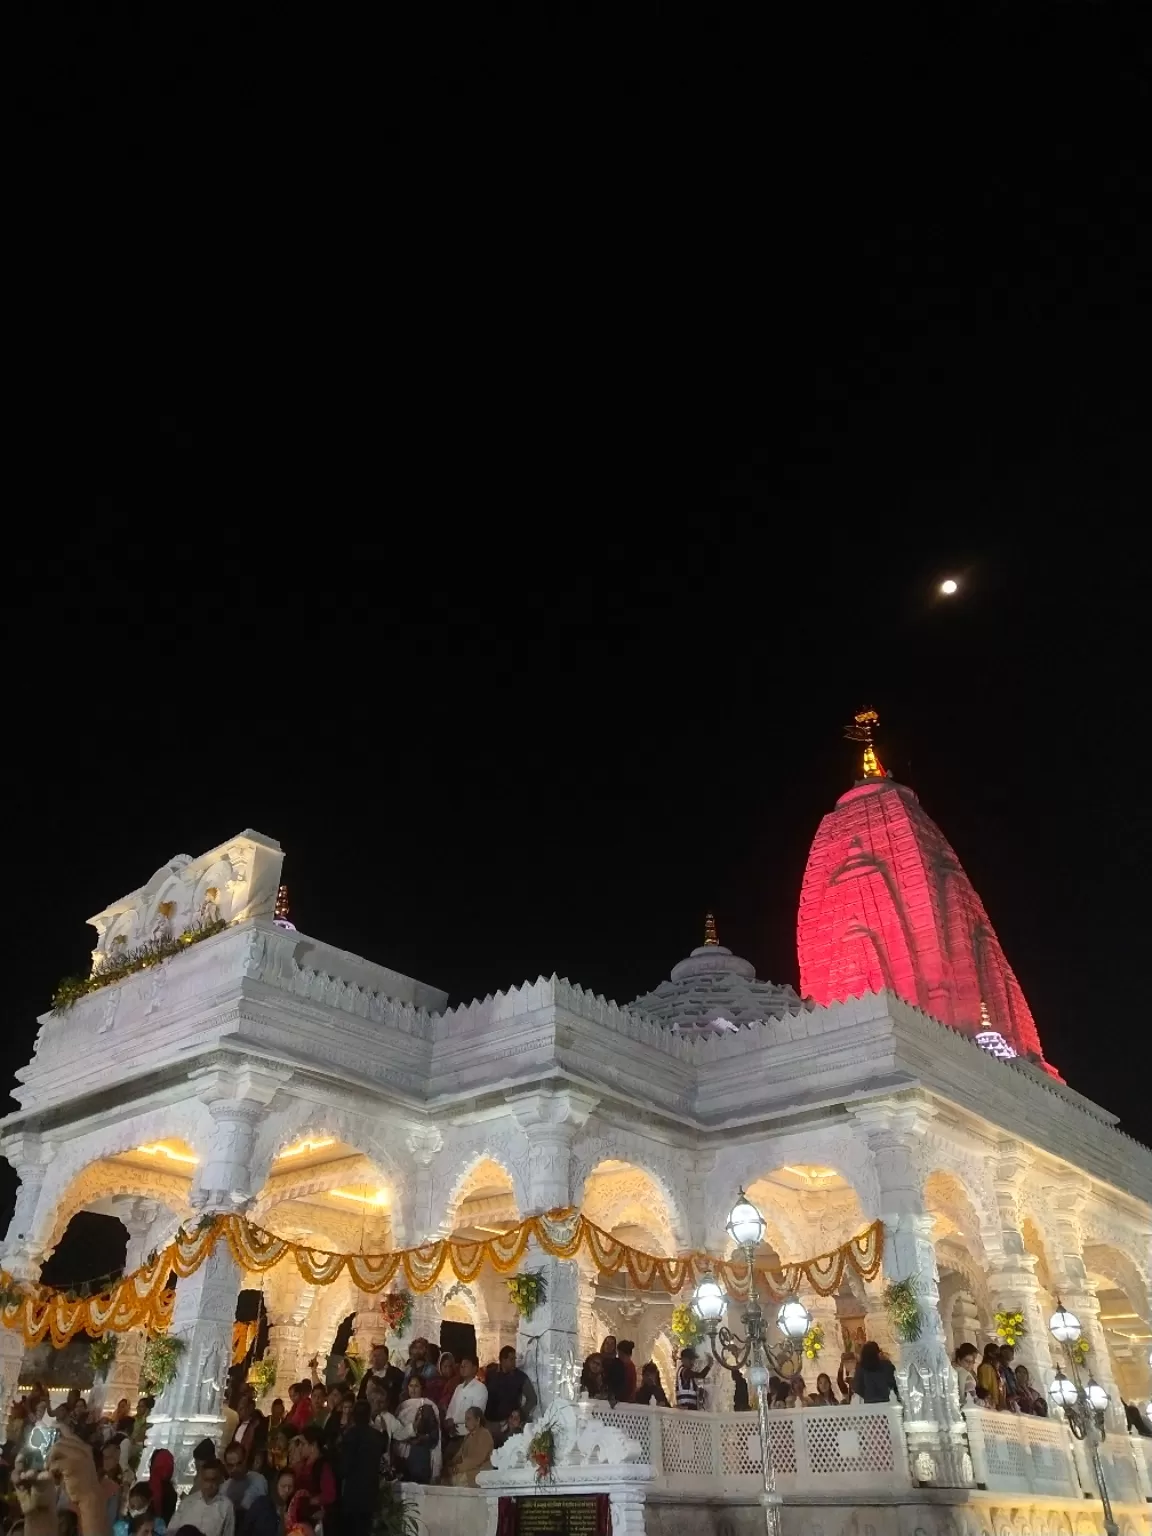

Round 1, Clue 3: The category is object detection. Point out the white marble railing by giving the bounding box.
[577,1399,911,1494]
[963,1407,1082,1498]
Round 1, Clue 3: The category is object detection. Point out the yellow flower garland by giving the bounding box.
[0,1211,884,1349]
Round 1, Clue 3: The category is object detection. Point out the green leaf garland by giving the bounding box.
[51,920,227,1012]
[507,1270,547,1321]
[884,1278,923,1342]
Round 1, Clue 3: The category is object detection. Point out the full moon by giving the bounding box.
[940,578,958,595]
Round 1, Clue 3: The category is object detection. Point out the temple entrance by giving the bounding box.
[440,1319,476,1362]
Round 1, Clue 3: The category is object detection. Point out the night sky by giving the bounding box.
[8,5,1148,1273]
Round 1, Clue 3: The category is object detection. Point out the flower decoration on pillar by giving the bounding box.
[141,1334,185,1396]
[507,1270,547,1321]
[88,1335,118,1378]
[671,1302,703,1349]
[993,1309,1027,1347]
[527,1426,555,1482]
[801,1322,824,1361]
[883,1278,923,1342]
[1069,1336,1090,1367]
[380,1291,413,1339]
[247,1356,277,1395]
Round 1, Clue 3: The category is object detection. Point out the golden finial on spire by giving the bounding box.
[703,912,719,946]
[274,883,297,932]
[979,998,991,1028]
[844,708,885,779]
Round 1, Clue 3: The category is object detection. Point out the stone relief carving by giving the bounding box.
[570,1129,690,1250]
[434,1127,530,1233]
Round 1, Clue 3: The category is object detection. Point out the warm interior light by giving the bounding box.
[329,1187,390,1207]
[136,1143,198,1166]
[276,1137,337,1160]
[1099,1313,1139,1321]
[782,1165,839,1181]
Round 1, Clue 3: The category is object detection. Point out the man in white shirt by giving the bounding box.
[444,1352,488,1455]
[173,1459,236,1536]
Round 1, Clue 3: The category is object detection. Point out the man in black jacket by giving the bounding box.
[356,1343,404,1413]
[341,1400,386,1536]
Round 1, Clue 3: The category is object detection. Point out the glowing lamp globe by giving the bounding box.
[727,1192,766,1249]
[940,579,958,595]
[1085,1378,1109,1412]
[777,1297,811,1341]
[693,1274,727,1325]
[1048,1370,1079,1409]
[1049,1305,1082,1344]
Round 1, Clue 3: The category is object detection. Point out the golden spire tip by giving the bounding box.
[703,912,719,946]
[844,708,885,780]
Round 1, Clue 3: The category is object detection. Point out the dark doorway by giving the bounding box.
[439,1320,476,1362]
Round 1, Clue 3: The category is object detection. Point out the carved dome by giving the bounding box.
[631,917,802,1037]
[797,774,1057,1075]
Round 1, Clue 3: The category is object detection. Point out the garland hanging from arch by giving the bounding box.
[0,1211,883,1349]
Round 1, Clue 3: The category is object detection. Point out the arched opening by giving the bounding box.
[740,1165,868,1364]
[926,1170,994,1356]
[1082,1241,1152,1402]
[580,1161,681,1368]
[446,1157,519,1239]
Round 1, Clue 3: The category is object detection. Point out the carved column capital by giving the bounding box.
[404,1125,444,1167]
[507,1089,598,1214]
[190,1066,287,1213]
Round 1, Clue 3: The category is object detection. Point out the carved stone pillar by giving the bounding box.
[576,1265,599,1359]
[145,1069,277,1478]
[804,1292,842,1376]
[507,1090,597,1409]
[350,1292,385,1361]
[853,1099,971,1489]
[0,1134,56,1282]
[1047,1176,1126,1436]
[143,1239,243,1481]
[91,1329,148,1419]
[408,1285,444,1357]
[951,1294,981,1348]
[684,1153,716,1254]
[264,1321,306,1404]
[0,1327,26,1420]
[985,1147,1056,1391]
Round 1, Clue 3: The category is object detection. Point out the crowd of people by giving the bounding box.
[5,1327,1145,1536]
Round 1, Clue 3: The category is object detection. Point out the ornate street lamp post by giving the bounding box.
[692,1190,812,1536]
[1047,1302,1117,1536]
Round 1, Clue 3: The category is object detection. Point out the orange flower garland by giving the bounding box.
[0,1211,883,1349]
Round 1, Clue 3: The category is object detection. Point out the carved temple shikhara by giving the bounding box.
[2,736,1150,1536]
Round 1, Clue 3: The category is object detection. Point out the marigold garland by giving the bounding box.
[0,1211,883,1350]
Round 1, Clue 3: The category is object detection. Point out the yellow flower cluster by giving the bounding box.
[994,1310,1027,1347]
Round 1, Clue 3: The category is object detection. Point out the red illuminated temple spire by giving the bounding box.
[796,714,1059,1077]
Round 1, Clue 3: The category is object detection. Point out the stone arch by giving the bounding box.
[250,1109,409,1243]
[580,1161,678,1258]
[44,1162,194,1260]
[1082,1239,1152,1401]
[709,1132,879,1251]
[1081,1241,1150,1323]
[570,1132,690,1253]
[442,1154,521,1237]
